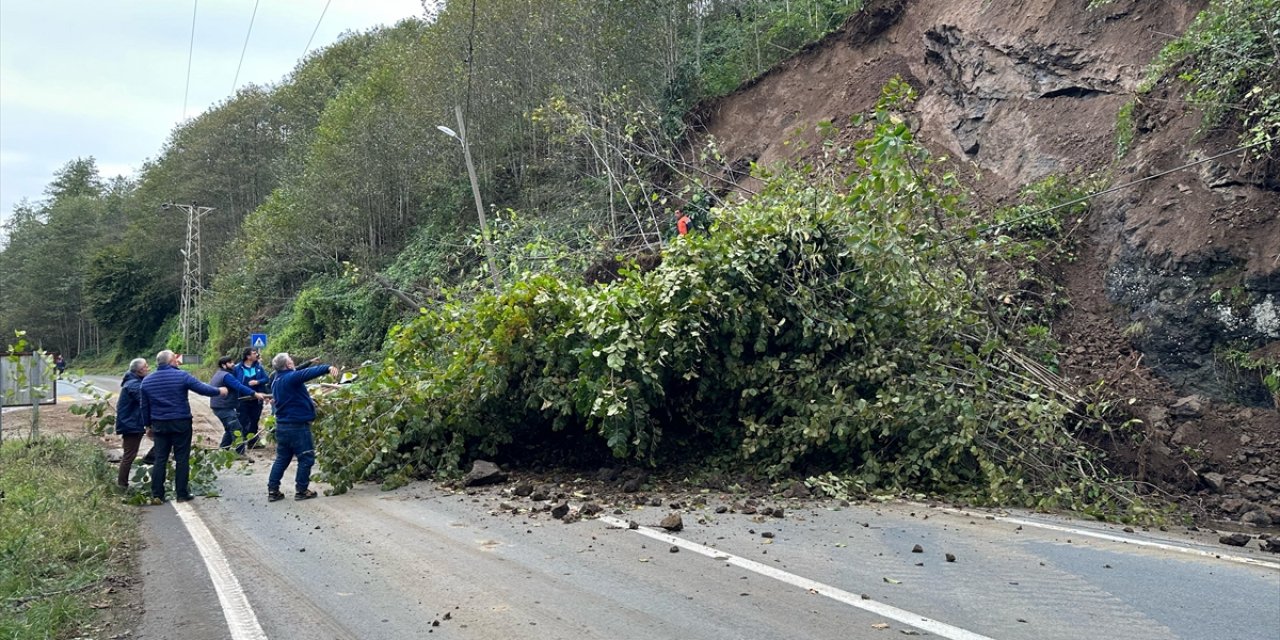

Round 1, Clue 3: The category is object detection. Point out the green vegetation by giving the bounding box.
[1114,100,1136,158]
[1147,0,1280,149]
[313,83,1147,518]
[0,438,136,640]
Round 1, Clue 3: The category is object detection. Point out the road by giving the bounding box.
[74,377,1280,639]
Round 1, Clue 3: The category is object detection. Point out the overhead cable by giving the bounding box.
[302,0,334,59]
[231,0,262,95]
[182,0,199,120]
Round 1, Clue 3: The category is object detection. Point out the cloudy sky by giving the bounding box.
[0,0,425,222]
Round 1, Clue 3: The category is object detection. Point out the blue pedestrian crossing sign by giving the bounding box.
[249,333,268,350]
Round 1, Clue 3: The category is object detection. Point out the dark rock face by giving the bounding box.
[1105,244,1278,407]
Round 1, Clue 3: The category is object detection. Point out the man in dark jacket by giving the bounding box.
[267,352,337,502]
[213,355,265,454]
[115,358,150,489]
[233,348,270,449]
[140,349,226,503]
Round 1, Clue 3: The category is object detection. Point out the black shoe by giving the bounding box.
[176,494,194,502]
[148,496,165,506]
[268,490,285,502]
[295,489,318,501]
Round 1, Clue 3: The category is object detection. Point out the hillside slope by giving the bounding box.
[691,0,1279,527]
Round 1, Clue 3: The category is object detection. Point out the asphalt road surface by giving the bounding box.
[78,378,1280,640]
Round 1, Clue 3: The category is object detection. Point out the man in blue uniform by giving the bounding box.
[267,352,337,502]
[140,350,226,503]
[212,355,266,454]
[234,348,270,449]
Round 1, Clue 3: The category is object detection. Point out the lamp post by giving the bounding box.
[438,104,502,292]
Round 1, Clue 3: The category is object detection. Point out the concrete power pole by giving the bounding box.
[163,203,215,359]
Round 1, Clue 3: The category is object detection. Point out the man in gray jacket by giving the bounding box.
[140,350,226,504]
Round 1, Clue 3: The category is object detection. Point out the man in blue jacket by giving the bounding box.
[140,350,226,504]
[213,355,266,454]
[267,352,337,502]
[234,348,270,449]
[115,358,150,489]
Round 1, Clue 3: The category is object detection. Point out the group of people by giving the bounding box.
[114,347,338,504]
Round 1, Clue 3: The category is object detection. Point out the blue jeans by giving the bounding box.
[268,423,315,494]
[150,420,193,499]
[214,407,245,453]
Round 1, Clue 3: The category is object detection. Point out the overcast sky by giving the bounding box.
[0,0,425,223]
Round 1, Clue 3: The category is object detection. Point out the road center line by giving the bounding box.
[173,502,269,640]
[598,515,995,640]
[930,507,1280,571]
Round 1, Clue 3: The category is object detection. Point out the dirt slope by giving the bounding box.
[690,0,1280,529]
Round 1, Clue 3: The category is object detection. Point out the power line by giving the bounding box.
[302,0,333,59]
[182,0,200,120]
[231,0,262,95]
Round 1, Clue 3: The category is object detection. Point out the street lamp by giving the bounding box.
[439,105,502,291]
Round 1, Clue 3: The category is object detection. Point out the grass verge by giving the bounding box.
[0,437,137,639]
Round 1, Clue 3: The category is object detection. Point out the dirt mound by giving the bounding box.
[688,0,1279,528]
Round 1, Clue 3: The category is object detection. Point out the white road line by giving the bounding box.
[173,502,269,640]
[932,508,1280,571]
[598,515,996,640]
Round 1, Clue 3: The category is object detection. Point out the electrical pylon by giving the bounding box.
[163,203,215,358]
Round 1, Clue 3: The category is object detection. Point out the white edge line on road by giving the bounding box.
[598,515,995,640]
[931,507,1280,571]
[173,502,269,640]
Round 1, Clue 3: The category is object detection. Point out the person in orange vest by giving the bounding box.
[677,210,692,236]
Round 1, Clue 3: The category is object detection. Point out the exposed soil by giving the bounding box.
[685,0,1280,528]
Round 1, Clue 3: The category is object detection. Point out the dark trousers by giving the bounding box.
[237,399,264,446]
[118,433,143,488]
[268,423,315,494]
[150,420,193,499]
[215,407,245,453]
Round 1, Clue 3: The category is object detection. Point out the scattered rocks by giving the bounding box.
[911,544,924,553]
[1262,538,1280,553]
[945,553,956,563]
[550,503,570,520]
[462,460,507,487]
[659,513,684,532]
[1170,395,1204,418]
[1240,510,1273,527]
[622,478,643,493]
[512,482,534,497]
[1218,532,1250,547]
[580,502,603,517]
[1201,472,1227,494]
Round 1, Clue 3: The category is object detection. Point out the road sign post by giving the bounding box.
[250,333,268,351]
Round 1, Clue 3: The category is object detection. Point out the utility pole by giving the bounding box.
[438,105,502,291]
[163,202,215,359]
